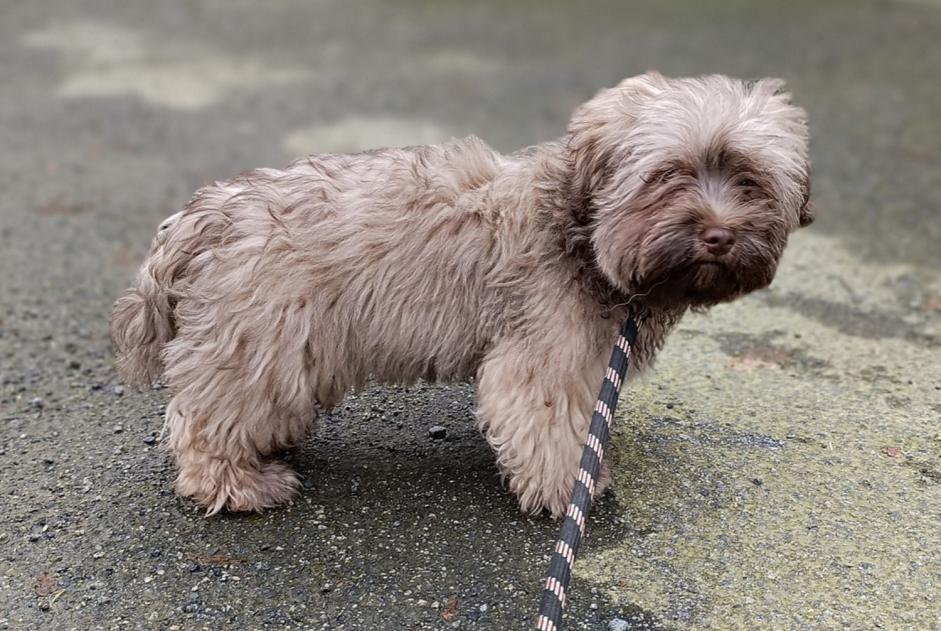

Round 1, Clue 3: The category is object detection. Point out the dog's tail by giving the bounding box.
[111,207,216,387]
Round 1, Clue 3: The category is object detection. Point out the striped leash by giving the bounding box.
[535,317,639,631]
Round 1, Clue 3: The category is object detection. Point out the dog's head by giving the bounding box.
[568,72,814,309]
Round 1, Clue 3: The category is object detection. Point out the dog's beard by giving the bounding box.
[631,238,781,308]
[681,261,740,301]
[642,261,748,308]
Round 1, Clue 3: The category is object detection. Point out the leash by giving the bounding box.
[535,317,639,630]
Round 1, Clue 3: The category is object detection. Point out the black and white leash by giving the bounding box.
[535,317,639,631]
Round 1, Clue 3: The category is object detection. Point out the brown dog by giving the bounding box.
[111,73,814,516]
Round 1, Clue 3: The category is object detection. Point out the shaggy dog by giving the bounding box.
[111,73,814,517]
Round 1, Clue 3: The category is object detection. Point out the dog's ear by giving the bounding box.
[566,72,668,216]
[799,200,817,227]
[797,168,816,227]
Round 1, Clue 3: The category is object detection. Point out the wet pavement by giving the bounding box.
[1,1,940,629]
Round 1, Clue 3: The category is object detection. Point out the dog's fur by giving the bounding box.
[111,73,814,517]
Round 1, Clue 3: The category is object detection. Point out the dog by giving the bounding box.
[111,72,814,517]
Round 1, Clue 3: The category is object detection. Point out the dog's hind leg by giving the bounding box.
[160,298,319,514]
[475,335,610,518]
[163,394,311,515]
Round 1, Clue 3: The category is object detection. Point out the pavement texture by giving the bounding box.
[1,1,940,629]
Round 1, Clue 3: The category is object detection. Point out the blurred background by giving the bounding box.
[1,1,939,629]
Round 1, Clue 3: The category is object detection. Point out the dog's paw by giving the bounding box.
[176,458,302,516]
[218,461,302,515]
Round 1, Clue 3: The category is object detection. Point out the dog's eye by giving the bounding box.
[738,176,757,188]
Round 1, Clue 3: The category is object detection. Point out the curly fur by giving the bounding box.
[111,73,813,516]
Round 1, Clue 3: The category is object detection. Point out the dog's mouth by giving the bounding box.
[693,260,727,274]
[636,260,741,307]
[685,261,738,299]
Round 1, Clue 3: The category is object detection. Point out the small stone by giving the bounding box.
[30,397,43,409]
[881,446,903,459]
[68,359,82,370]
[479,604,487,613]
[113,425,124,434]
[143,435,156,445]
[417,599,428,607]
[113,385,125,396]
[609,619,630,631]
[428,425,447,440]
[590,602,599,610]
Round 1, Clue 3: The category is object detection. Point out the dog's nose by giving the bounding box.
[701,227,736,255]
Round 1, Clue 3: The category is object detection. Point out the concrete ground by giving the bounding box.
[1,0,939,629]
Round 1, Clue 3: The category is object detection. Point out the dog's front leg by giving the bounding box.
[475,337,610,518]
